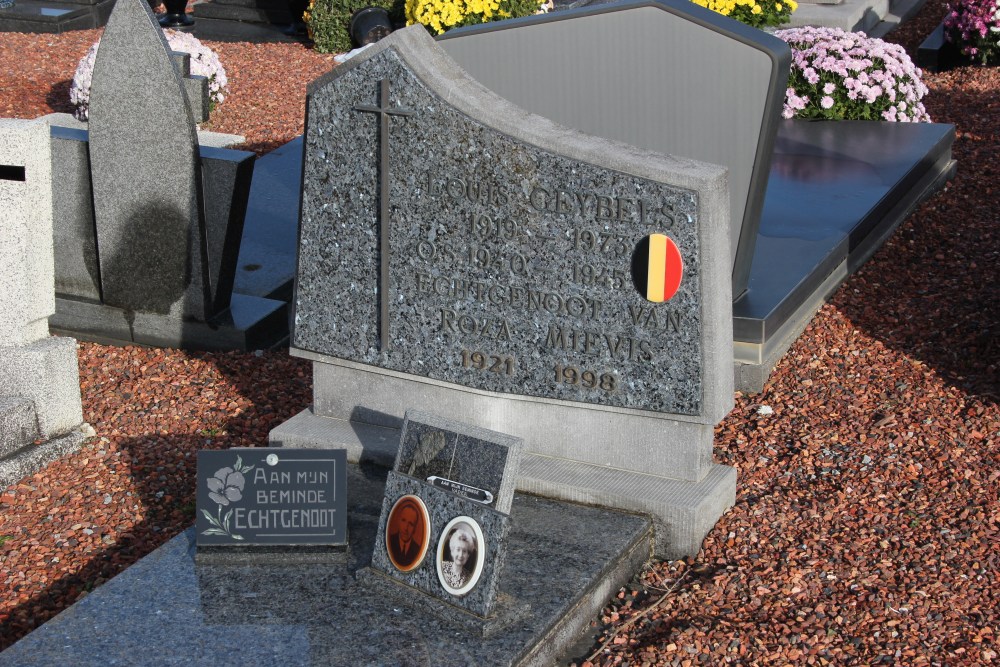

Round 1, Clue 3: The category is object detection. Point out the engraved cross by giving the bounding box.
[354,79,415,352]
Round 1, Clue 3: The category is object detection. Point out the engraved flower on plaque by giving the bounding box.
[201,455,255,541]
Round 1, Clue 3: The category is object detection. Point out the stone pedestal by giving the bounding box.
[0,118,87,491]
[271,370,737,560]
[0,337,82,439]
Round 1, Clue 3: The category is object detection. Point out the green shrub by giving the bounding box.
[306,0,405,53]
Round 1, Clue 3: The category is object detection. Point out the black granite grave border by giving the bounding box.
[917,22,969,72]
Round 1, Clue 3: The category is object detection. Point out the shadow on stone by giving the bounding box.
[100,201,191,316]
[44,80,75,116]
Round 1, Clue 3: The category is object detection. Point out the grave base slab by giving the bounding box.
[0,426,89,491]
[356,568,534,639]
[518,454,735,560]
[194,542,351,565]
[0,463,652,667]
[50,293,288,352]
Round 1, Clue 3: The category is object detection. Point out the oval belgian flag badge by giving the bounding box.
[631,233,684,303]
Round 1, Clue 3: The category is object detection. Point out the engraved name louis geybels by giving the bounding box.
[411,171,695,399]
[425,173,684,225]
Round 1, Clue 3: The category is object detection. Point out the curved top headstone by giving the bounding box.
[294,26,733,422]
[437,0,792,299]
[88,0,203,318]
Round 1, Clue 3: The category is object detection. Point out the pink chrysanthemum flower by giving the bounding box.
[775,26,931,122]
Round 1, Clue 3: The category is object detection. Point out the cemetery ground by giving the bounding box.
[0,2,997,663]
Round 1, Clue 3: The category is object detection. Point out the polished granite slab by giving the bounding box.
[736,119,955,341]
[232,136,303,303]
[0,464,652,667]
[0,0,114,33]
[732,120,955,388]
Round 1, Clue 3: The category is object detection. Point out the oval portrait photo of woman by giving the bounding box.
[436,516,485,596]
[385,495,430,572]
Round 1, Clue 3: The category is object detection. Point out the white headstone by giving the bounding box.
[0,119,55,346]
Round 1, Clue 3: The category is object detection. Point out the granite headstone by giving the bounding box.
[46,0,286,351]
[88,0,204,318]
[276,25,735,558]
[294,60,712,415]
[0,118,87,490]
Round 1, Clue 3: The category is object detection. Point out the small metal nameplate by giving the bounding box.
[427,476,494,505]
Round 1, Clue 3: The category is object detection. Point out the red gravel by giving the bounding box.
[1,4,998,663]
[0,348,311,646]
[577,3,1000,664]
[0,29,336,153]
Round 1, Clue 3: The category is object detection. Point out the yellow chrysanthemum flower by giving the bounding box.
[407,0,569,34]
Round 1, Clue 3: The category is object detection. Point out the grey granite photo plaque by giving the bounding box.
[370,471,511,618]
[294,28,709,417]
[196,449,347,546]
[366,411,521,619]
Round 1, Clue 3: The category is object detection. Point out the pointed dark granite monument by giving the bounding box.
[48,0,287,350]
[88,0,204,318]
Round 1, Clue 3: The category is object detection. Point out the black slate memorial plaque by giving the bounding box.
[196,449,347,546]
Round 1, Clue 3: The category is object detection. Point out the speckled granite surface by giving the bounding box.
[395,410,522,514]
[293,27,733,418]
[0,463,652,667]
[371,471,512,618]
[88,0,204,318]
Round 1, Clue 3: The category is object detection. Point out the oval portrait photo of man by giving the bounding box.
[386,495,430,572]
[436,516,485,596]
